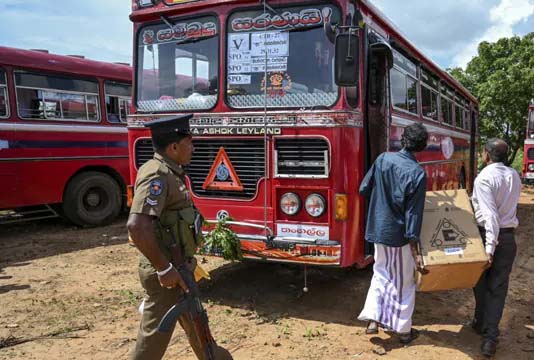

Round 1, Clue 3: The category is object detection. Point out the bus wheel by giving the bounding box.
[63,171,122,226]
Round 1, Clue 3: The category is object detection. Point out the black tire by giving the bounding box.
[62,171,122,226]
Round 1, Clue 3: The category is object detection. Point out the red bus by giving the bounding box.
[0,46,132,225]
[127,0,478,267]
[523,102,534,184]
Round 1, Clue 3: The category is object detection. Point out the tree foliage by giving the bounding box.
[449,33,534,164]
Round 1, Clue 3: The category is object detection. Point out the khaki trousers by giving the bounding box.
[131,260,206,360]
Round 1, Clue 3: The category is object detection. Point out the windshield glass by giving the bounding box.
[530,109,534,130]
[226,5,340,108]
[136,15,218,112]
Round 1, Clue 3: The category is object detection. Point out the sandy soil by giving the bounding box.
[1,191,533,360]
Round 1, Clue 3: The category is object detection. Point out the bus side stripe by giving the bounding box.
[0,155,128,162]
[0,122,127,134]
[6,140,128,149]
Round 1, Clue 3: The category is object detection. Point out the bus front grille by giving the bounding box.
[134,138,266,200]
[275,138,330,177]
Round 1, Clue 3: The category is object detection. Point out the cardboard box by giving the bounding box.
[416,190,488,292]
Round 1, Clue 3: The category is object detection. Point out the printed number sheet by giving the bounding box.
[227,31,289,85]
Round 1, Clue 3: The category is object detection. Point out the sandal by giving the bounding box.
[399,328,420,344]
[365,321,379,335]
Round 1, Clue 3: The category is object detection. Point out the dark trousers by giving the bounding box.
[473,228,517,342]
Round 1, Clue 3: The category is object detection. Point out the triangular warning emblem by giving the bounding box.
[430,218,471,248]
[202,147,244,191]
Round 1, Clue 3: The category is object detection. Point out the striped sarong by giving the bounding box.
[358,243,416,334]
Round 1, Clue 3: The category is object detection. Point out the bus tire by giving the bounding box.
[62,171,122,226]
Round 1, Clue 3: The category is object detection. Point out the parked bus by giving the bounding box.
[523,102,534,184]
[127,0,478,267]
[0,46,132,225]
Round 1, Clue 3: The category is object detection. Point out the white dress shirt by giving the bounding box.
[472,162,522,256]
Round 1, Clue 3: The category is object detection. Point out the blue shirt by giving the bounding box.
[359,149,427,247]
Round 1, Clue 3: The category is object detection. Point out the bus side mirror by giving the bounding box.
[334,32,359,87]
[369,32,393,70]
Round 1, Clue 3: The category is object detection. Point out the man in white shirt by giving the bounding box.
[471,138,522,357]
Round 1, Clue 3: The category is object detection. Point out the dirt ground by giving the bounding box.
[1,191,533,360]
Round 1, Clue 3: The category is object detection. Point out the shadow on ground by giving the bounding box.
[0,214,128,269]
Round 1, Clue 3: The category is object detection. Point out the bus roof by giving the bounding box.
[0,46,132,82]
[360,0,478,105]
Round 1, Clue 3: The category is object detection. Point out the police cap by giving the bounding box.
[144,114,193,135]
[145,114,193,150]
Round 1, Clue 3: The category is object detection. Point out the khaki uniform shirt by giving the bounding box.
[130,152,194,264]
[130,152,192,217]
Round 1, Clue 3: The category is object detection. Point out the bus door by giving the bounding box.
[363,32,392,256]
[367,32,392,165]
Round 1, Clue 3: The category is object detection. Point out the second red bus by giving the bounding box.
[0,46,132,225]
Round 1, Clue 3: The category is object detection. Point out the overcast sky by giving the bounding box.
[0,0,533,69]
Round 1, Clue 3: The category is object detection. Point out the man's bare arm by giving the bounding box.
[127,213,169,271]
[127,213,189,291]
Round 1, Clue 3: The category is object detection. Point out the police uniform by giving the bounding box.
[130,115,207,360]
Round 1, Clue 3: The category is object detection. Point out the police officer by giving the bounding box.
[127,115,229,360]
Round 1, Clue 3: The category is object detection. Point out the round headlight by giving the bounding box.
[528,164,534,172]
[305,193,326,217]
[280,193,300,216]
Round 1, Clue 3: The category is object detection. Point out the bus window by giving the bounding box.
[421,69,438,121]
[464,109,471,130]
[105,81,131,123]
[136,15,219,112]
[440,84,454,126]
[225,5,341,109]
[390,49,418,114]
[440,97,452,125]
[15,71,100,122]
[0,69,7,117]
[455,103,463,128]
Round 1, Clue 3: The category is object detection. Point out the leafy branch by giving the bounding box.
[202,217,243,261]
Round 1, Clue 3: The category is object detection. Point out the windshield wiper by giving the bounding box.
[160,15,175,29]
[260,0,297,32]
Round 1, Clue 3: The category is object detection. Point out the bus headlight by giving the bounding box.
[305,193,326,217]
[280,193,300,216]
[528,164,534,172]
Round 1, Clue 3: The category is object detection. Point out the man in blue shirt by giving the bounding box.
[358,123,429,345]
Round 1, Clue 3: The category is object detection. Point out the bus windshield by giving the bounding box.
[529,109,534,131]
[136,15,219,112]
[226,5,341,109]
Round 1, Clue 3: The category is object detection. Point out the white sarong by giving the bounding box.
[358,243,416,334]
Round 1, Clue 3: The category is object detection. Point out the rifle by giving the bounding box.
[158,243,216,360]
